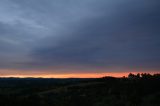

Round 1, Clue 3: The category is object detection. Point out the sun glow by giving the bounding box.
[0,69,159,78]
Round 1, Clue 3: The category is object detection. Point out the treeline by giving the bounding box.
[102,73,160,79]
[128,73,160,79]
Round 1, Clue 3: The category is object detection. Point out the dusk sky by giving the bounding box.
[0,0,160,77]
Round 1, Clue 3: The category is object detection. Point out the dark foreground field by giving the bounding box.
[0,73,160,106]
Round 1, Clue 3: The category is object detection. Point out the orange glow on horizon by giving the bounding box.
[0,72,159,78]
[0,73,127,78]
[0,69,159,78]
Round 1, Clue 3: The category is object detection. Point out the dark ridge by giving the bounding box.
[0,73,159,106]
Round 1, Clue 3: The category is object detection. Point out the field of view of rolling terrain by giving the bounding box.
[0,0,160,106]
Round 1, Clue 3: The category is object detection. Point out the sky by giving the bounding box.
[0,0,160,77]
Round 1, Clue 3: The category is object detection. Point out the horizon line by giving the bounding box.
[0,72,159,79]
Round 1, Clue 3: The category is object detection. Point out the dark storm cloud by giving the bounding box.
[0,0,160,72]
[32,0,160,71]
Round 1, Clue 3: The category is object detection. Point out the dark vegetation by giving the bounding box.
[0,73,160,106]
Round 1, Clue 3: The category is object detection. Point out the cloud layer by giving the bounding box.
[0,0,160,74]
